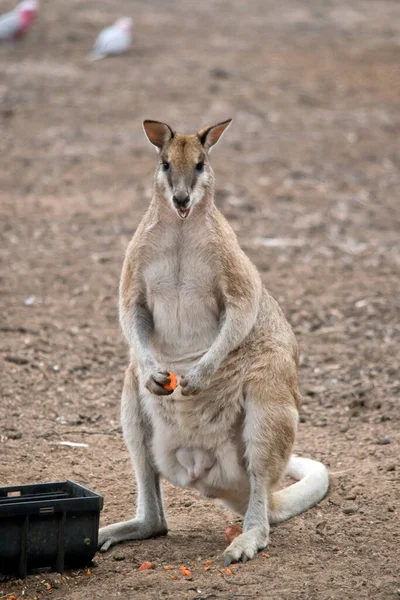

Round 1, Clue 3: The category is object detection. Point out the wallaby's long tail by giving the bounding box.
[269,455,329,524]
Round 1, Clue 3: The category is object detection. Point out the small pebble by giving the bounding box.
[386,464,395,472]
[376,438,391,445]
[345,494,357,501]
[210,67,236,79]
[5,355,29,365]
[113,554,126,561]
[343,506,358,515]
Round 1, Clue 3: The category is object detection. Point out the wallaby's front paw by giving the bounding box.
[144,368,174,396]
[98,519,168,552]
[180,363,213,396]
[223,528,268,566]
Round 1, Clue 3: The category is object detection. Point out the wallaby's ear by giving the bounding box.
[143,120,175,152]
[197,118,232,152]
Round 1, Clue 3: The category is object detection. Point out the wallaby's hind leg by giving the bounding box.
[220,493,249,517]
[98,367,168,552]
[223,381,297,565]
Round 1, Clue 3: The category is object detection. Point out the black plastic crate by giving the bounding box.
[0,480,103,578]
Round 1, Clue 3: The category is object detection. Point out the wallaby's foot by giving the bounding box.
[223,527,268,566]
[98,518,168,552]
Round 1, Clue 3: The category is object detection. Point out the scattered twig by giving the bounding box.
[61,429,120,436]
[0,326,39,335]
[192,594,253,600]
[329,469,353,476]
[38,429,120,438]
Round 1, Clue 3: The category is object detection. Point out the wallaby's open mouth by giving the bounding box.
[178,207,190,219]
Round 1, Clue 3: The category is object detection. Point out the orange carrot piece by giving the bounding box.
[138,561,155,571]
[224,524,243,544]
[163,372,178,391]
[179,565,191,577]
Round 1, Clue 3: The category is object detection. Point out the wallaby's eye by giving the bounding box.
[162,161,170,171]
[196,162,204,172]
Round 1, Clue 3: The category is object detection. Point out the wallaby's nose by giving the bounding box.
[173,194,190,208]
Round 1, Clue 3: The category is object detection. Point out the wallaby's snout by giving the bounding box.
[173,193,191,219]
[143,118,232,220]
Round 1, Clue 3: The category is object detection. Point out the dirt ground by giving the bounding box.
[1,0,399,598]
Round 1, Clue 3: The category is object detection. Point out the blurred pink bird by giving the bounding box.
[89,17,133,60]
[0,0,38,41]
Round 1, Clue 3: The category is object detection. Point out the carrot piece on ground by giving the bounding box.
[138,561,155,571]
[179,565,191,576]
[204,559,212,565]
[224,524,243,544]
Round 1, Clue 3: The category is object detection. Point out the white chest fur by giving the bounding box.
[143,222,220,368]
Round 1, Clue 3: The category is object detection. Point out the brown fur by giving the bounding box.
[98,120,327,564]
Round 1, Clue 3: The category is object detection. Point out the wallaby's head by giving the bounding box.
[143,119,232,219]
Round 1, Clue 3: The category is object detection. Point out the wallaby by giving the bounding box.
[98,119,329,565]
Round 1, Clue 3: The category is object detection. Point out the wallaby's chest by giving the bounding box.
[143,227,220,364]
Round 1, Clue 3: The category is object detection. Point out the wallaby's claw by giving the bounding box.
[145,370,174,396]
[223,529,268,565]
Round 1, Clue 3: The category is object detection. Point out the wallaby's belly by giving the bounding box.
[145,253,220,367]
[153,440,249,498]
[140,368,248,499]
